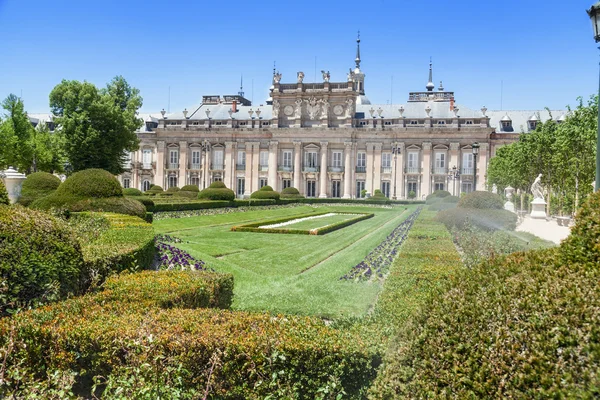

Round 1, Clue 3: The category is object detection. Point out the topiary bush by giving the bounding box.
[560,189,600,265]
[180,185,199,193]
[0,179,8,205]
[250,185,280,200]
[166,186,180,193]
[123,188,142,196]
[370,189,389,202]
[280,187,304,199]
[444,195,460,203]
[0,206,84,314]
[17,172,61,207]
[146,185,163,195]
[56,169,123,198]
[458,191,504,210]
[425,190,451,203]
[198,181,235,201]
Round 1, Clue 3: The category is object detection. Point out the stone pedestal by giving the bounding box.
[504,201,515,213]
[1,167,27,204]
[530,198,547,219]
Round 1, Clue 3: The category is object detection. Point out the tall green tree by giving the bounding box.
[0,94,34,171]
[31,120,66,173]
[49,76,142,175]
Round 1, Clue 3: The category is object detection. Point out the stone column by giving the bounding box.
[268,141,278,190]
[449,142,460,196]
[294,141,302,194]
[366,143,374,195]
[179,141,187,187]
[156,141,165,189]
[393,142,404,199]
[202,145,211,189]
[373,143,382,194]
[132,150,139,189]
[225,142,235,190]
[343,141,352,199]
[244,142,253,197]
[477,142,489,191]
[421,142,432,197]
[251,143,260,193]
[319,141,328,198]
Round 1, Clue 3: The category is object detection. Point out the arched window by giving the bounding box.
[142,180,151,192]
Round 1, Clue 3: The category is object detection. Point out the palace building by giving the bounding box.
[31,37,565,200]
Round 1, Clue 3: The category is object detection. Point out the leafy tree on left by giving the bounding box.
[49,76,142,175]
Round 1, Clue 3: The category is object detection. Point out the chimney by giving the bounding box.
[232,100,237,113]
[450,96,454,111]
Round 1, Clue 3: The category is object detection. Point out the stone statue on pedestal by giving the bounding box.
[530,173,547,219]
[531,173,544,200]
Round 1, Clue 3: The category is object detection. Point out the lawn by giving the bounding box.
[264,212,359,230]
[154,205,416,317]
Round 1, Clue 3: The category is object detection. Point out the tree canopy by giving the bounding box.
[49,76,142,175]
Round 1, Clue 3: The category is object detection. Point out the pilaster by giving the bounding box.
[343,142,352,199]
[293,141,302,194]
[373,143,383,194]
[251,142,260,193]
[179,141,187,187]
[225,141,235,190]
[366,143,375,195]
[244,142,253,196]
[478,143,489,191]
[421,142,432,197]
[268,141,278,190]
[319,141,328,198]
[156,141,165,189]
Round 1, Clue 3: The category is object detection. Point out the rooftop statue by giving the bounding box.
[321,70,330,83]
[273,72,282,84]
[297,71,305,84]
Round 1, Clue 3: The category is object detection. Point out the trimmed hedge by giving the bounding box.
[181,185,199,192]
[122,188,142,196]
[174,190,198,199]
[151,200,232,212]
[126,196,155,211]
[56,169,123,198]
[281,187,305,199]
[436,207,518,231]
[232,212,373,235]
[233,199,277,207]
[0,179,8,205]
[250,186,280,200]
[198,181,235,201]
[31,195,147,219]
[458,190,504,210]
[0,272,377,398]
[425,190,451,202]
[17,172,61,206]
[146,185,163,194]
[0,206,84,314]
[166,186,180,193]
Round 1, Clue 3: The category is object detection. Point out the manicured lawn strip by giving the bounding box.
[232,212,373,235]
[154,206,415,317]
[281,213,360,230]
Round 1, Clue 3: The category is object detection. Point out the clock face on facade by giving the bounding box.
[284,105,294,116]
[333,104,344,116]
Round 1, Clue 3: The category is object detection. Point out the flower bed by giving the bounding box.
[231,212,373,235]
[155,234,211,271]
[340,208,422,281]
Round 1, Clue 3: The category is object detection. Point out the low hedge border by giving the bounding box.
[70,213,156,288]
[232,212,373,235]
[0,272,376,398]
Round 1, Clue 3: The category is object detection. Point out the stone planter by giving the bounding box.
[1,167,27,204]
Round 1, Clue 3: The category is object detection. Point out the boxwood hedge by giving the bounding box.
[198,181,235,201]
[31,195,147,219]
[436,207,517,231]
[250,185,280,200]
[457,190,504,210]
[280,187,304,199]
[56,169,123,198]
[17,172,61,206]
[122,188,142,196]
[0,179,8,205]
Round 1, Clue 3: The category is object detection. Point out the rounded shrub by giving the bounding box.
[426,190,451,202]
[250,185,280,200]
[280,187,304,199]
[123,188,143,196]
[436,208,517,231]
[443,195,460,203]
[370,189,389,202]
[458,191,504,210]
[198,182,235,201]
[17,172,61,207]
[181,185,199,193]
[0,179,8,205]
[0,206,84,313]
[56,169,123,198]
[560,190,600,265]
[31,195,147,219]
[166,186,180,193]
[146,185,164,194]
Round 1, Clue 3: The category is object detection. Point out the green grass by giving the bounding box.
[154,205,416,318]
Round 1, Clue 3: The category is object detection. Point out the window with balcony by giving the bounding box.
[260,151,269,169]
[169,150,179,169]
[237,151,246,169]
[283,151,292,168]
[304,152,318,169]
[142,149,152,169]
[434,152,446,174]
[213,150,224,170]
[356,152,366,172]
[382,153,391,168]
[462,153,474,175]
[406,152,419,173]
[332,151,342,168]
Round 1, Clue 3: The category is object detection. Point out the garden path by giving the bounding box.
[516,216,571,245]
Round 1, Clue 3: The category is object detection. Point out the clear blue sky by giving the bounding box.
[0,0,598,114]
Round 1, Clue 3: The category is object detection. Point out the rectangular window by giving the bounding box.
[143,149,152,167]
[357,152,366,167]
[122,178,130,189]
[192,151,201,166]
[462,153,473,168]
[168,175,178,188]
[435,153,445,168]
[407,181,418,198]
[169,150,179,166]
[260,151,269,167]
[332,151,342,167]
[381,181,390,198]
[305,152,318,168]
[356,181,365,198]
[410,120,419,125]
[237,178,245,196]
[461,182,473,194]
[283,179,291,189]
[434,182,445,192]
[259,178,268,188]
[213,150,224,169]
[332,181,341,198]
[306,180,317,197]
[382,153,392,168]
[407,152,419,168]
[283,151,292,167]
[465,120,473,125]
[237,151,246,166]
[190,176,200,187]
[437,120,446,125]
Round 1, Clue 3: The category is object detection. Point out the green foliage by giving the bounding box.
[166,186,180,193]
[56,168,123,198]
[0,180,8,205]
[198,182,235,201]
[370,190,389,202]
[0,94,33,171]
[408,190,416,199]
[151,200,231,212]
[32,194,147,219]
[180,185,199,192]
[122,188,142,196]
[250,186,280,200]
[0,206,84,314]
[17,172,61,206]
[232,212,373,235]
[29,118,66,173]
[126,196,154,210]
[232,199,277,207]
[175,190,199,199]
[560,189,600,265]
[458,190,504,209]
[280,187,304,199]
[49,76,142,175]
[437,207,518,231]
[426,190,451,201]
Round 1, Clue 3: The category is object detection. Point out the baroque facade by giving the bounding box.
[115,37,564,200]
